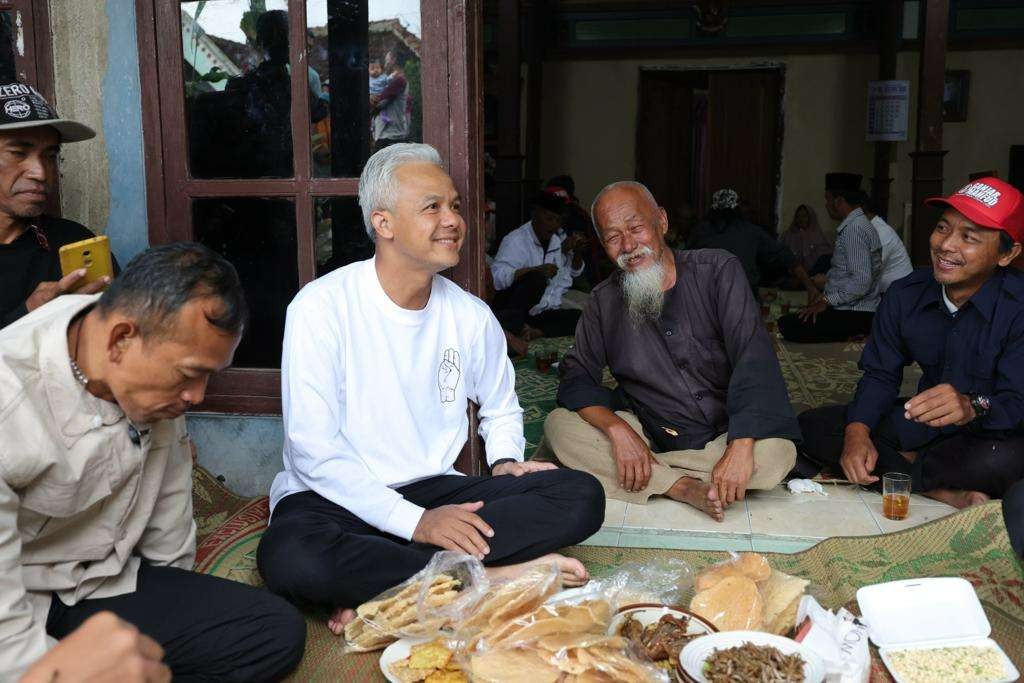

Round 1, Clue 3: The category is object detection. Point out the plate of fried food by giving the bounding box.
[380,637,467,683]
[679,631,825,683]
[609,604,716,678]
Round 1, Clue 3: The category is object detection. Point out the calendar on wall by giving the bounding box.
[866,80,910,142]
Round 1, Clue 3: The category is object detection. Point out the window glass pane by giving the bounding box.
[574,17,690,43]
[193,197,298,368]
[315,196,374,276]
[0,11,15,82]
[181,1,293,178]
[307,0,423,178]
[726,13,847,38]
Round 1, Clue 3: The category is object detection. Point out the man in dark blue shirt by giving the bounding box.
[799,177,1024,511]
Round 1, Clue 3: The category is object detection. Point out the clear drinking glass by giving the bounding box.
[882,472,911,520]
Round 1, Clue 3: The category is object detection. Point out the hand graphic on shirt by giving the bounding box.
[438,349,461,403]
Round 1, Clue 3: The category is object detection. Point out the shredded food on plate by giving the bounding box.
[704,643,805,682]
[887,645,1006,683]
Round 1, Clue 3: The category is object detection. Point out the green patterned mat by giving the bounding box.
[191,467,1024,681]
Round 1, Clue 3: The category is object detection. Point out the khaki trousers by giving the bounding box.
[543,408,796,504]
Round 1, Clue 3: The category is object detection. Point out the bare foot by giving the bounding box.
[327,607,356,636]
[486,553,590,587]
[665,476,725,522]
[923,488,990,509]
[522,324,545,341]
[505,331,529,358]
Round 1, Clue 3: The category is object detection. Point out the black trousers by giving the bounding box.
[799,404,1024,497]
[257,469,604,607]
[778,308,874,343]
[492,270,582,338]
[45,563,306,683]
[1002,479,1024,557]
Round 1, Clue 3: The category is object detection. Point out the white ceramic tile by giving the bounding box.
[750,482,866,503]
[751,536,819,554]
[747,497,881,538]
[617,530,753,552]
[602,498,627,528]
[858,489,953,508]
[622,497,751,535]
[864,496,957,533]
[578,528,620,547]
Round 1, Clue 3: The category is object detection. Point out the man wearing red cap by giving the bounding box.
[797,177,1024,509]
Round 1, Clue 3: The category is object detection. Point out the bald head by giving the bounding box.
[589,181,660,231]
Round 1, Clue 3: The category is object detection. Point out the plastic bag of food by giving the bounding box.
[343,551,487,652]
[688,552,810,634]
[467,628,670,682]
[589,557,695,607]
[452,562,562,648]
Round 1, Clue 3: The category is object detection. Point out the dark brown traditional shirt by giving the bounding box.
[557,249,800,451]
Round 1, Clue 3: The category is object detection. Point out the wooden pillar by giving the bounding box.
[909,0,949,265]
[870,0,901,220]
[523,0,548,197]
[494,0,524,242]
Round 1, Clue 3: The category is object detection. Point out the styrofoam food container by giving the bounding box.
[856,577,1020,683]
[678,631,825,683]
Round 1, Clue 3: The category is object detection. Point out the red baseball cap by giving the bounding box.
[925,177,1024,243]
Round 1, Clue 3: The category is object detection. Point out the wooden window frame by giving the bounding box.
[135,1,484,426]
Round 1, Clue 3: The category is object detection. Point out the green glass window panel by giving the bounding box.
[727,13,847,38]
[573,18,690,43]
[956,8,1024,31]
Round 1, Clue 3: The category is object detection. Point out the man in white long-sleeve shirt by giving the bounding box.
[490,191,588,338]
[257,144,604,635]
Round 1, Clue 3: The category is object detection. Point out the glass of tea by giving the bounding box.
[534,351,558,374]
[882,472,912,520]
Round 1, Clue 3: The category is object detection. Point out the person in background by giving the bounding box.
[780,204,832,275]
[799,178,1024,512]
[490,191,587,338]
[545,175,610,285]
[370,50,409,152]
[544,181,799,522]
[689,188,821,301]
[778,173,883,343]
[1004,480,1024,557]
[863,201,913,293]
[0,243,305,680]
[257,144,603,635]
[368,57,389,98]
[665,201,697,249]
[0,82,114,328]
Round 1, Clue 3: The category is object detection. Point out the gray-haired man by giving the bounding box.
[0,243,305,681]
[257,143,604,635]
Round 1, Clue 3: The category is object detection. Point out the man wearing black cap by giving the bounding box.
[0,82,113,328]
[778,173,883,342]
[798,177,1024,511]
[490,190,588,338]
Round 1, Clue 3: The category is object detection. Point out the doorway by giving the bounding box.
[636,66,784,238]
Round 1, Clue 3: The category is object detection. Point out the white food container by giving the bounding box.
[856,577,1020,683]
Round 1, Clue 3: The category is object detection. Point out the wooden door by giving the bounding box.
[636,71,696,240]
[706,69,783,233]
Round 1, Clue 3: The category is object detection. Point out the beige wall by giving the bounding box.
[539,49,1024,241]
[47,0,110,233]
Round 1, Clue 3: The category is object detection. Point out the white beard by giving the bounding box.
[618,246,665,326]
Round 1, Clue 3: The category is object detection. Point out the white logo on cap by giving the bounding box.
[957,182,1001,208]
[3,99,31,119]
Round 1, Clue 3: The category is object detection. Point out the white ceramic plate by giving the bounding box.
[879,638,1020,683]
[379,636,436,683]
[679,631,826,683]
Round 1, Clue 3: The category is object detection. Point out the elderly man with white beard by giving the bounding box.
[542,181,800,520]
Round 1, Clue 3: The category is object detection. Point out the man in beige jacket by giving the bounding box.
[0,243,304,681]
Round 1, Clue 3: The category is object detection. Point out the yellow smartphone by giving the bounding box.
[58,236,113,291]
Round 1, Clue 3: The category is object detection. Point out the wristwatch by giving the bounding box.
[969,394,991,419]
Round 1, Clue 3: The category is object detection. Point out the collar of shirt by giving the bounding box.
[835,207,867,235]
[38,296,125,448]
[941,286,959,314]
[526,222,564,255]
[920,269,1008,322]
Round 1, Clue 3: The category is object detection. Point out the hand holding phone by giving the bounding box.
[59,235,114,291]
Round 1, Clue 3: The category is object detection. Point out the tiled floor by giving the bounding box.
[579,482,957,554]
